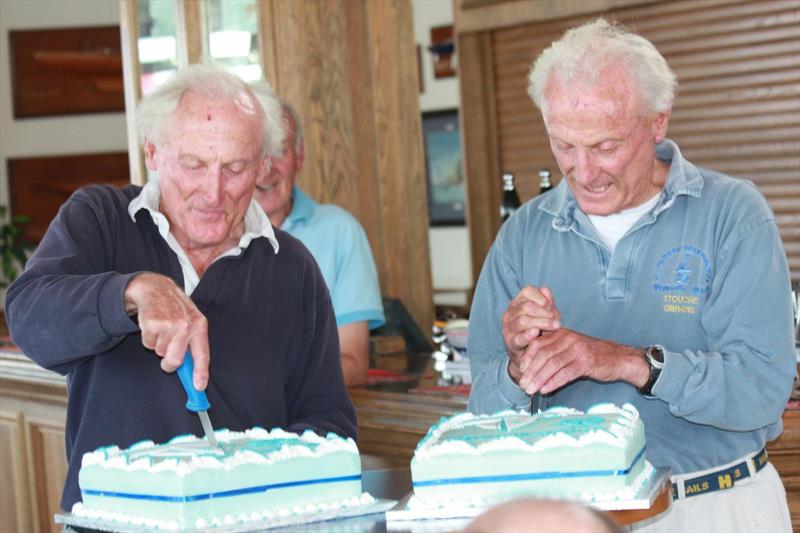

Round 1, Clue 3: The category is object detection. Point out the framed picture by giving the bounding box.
[8,152,130,243]
[9,26,124,118]
[428,25,456,79]
[422,109,465,226]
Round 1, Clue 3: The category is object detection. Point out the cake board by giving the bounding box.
[385,467,671,527]
[54,496,397,533]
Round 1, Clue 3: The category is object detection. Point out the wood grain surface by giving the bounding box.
[263,0,434,334]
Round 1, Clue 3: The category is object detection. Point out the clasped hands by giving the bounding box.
[502,286,648,395]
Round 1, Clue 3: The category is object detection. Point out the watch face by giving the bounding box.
[648,345,665,366]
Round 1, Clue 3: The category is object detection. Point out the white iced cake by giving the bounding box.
[410,403,653,509]
[73,427,371,530]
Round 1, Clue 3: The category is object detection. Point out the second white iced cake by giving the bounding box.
[410,403,652,507]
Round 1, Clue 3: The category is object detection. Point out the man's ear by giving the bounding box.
[652,110,671,143]
[295,140,305,172]
[143,140,158,171]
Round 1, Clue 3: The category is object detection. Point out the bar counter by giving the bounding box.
[2,347,798,531]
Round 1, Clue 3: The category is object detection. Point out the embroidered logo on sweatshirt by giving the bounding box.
[653,245,712,314]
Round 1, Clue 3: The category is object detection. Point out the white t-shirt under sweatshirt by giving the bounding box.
[588,192,661,252]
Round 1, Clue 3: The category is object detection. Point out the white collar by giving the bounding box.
[128,179,279,254]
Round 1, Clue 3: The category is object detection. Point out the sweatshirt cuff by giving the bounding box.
[97,272,141,337]
[497,356,532,408]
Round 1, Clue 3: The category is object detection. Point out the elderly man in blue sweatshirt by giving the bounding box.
[468,19,795,532]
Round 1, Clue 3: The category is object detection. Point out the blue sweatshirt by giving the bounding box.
[468,140,795,475]
[5,184,357,511]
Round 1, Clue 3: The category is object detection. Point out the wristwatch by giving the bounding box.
[639,344,665,398]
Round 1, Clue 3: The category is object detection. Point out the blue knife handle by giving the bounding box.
[177,350,210,412]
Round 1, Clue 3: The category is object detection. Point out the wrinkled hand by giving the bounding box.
[124,272,210,390]
[503,286,561,383]
[516,328,648,395]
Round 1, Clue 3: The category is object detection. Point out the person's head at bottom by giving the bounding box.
[464,498,623,533]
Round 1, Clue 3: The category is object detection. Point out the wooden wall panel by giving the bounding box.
[454,0,658,34]
[262,0,433,335]
[364,0,432,326]
[458,32,503,289]
[459,0,800,283]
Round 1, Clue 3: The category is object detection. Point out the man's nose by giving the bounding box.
[572,150,599,184]
[203,168,224,204]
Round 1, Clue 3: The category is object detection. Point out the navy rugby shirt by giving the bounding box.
[5,184,356,510]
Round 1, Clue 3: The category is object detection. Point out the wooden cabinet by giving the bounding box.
[0,353,67,533]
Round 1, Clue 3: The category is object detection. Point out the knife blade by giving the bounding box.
[177,350,220,450]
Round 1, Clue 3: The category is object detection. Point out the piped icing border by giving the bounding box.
[414,402,641,461]
[72,492,377,531]
[81,427,359,476]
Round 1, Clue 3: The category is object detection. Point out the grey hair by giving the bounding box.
[136,64,285,157]
[249,88,304,156]
[528,19,677,115]
[246,80,287,157]
[281,103,304,154]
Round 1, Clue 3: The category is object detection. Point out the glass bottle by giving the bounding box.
[500,172,521,222]
[539,168,553,195]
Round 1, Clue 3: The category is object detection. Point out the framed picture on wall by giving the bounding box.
[423,109,465,226]
[9,26,124,118]
[8,152,130,243]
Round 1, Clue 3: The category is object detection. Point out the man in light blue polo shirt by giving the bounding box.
[252,99,385,386]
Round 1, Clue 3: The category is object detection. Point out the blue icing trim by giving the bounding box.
[557,416,605,429]
[439,410,627,449]
[414,446,646,488]
[118,433,328,463]
[81,474,362,502]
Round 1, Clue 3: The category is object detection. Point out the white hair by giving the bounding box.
[249,85,303,156]
[246,80,287,157]
[281,102,304,154]
[528,19,677,115]
[136,64,285,158]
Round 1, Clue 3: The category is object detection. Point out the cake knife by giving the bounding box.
[177,350,220,449]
